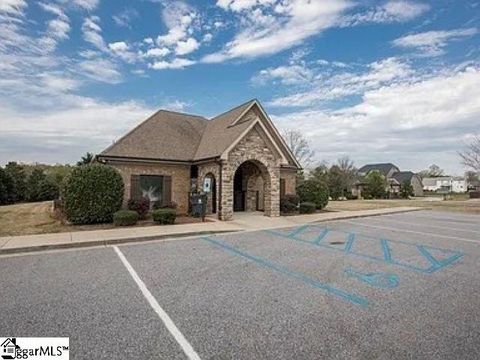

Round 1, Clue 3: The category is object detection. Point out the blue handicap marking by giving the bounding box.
[201,236,369,307]
[266,225,465,274]
[313,228,329,244]
[345,268,399,289]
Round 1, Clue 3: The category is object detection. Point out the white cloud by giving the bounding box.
[149,58,195,70]
[108,41,138,63]
[112,8,139,28]
[73,0,100,10]
[0,0,27,15]
[272,66,480,174]
[340,0,429,26]
[204,0,351,62]
[203,33,213,42]
[79,58,122,83]
[144,47,170,58]
[267,57,413,107]
[82,16,106,51]
[392,28,478,56]
[175,37,199,55]
[253,63,313,85]
[382,0,429,21]
[156,2,197,47]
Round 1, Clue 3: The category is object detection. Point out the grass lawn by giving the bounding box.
[326,197,480,214]
[0,201,209,237]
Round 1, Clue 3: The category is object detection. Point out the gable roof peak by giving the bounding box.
[210,98,257,121]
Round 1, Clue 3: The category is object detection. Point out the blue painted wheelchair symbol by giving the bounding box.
[345,268,399,289]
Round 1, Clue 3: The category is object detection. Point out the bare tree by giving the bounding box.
[418,164,444,178]
[459,135,480,172]
[337,156,357,193]
[282,129,315,169]
[465,170,479,184]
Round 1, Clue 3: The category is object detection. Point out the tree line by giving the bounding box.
[0,153,94,205]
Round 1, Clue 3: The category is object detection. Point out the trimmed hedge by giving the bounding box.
[62,164,124,224]
[297,179,329,210]
[280,194,299,213]
[152,209,176,225]
[113,210,139,226]
[299,202,316,214]
[128,197,150,219]
[153,200,178,210]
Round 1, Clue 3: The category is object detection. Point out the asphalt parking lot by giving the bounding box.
[1,210,479,359]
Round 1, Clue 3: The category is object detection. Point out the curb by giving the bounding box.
[308,207,426,225]
[0,207,424,256]
[0,229,240,256]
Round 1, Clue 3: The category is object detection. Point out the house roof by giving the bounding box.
[391,171,416,184]
[100,110,208,161]
[99,99,300,167]
[358,163,399,177]
[194,99,256,160]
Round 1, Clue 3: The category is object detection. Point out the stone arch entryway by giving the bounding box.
[219,158,279,220]
[233,160,267,212]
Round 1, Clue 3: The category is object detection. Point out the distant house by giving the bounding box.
[358,163,400,179]
[354,163,424,197]
[422,177,467,193]
[390,171,424,197]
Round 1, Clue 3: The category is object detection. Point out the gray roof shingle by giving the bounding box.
[358,163,399,177]
[391,171,416,184]
[99,99,297,166]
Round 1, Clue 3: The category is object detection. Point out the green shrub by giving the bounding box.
[128,198,150,219]
[62,164,124,224]
[25,168,59,202]
[400,180,414,199]
[0,167,15,205]
[152,209,176,225]
[297,179,329,209]
[153,201,178,210]
[299,202,316,214]
[113,210,139,226]
[280,194,299,213]
[363,170,387,199]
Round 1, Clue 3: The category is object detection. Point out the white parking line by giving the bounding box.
[114,246,201,360]
[342,221,480,244]
[368,217,480,235]
[397,212,480,225]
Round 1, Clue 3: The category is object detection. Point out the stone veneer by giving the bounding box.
[219,123,282,220]
[280,168,297,195]
[198,161,220,214]
[107,161,191,214]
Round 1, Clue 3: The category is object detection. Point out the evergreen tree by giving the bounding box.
[0,167,15,205]
[5,161,26,202]
[399,180,414,199]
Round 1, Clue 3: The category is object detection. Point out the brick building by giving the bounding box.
[96,99,300,220]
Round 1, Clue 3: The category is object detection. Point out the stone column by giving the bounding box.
[219,162,234,220]
[265,167,280,217]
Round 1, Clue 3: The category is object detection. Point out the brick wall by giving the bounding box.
[106,161,191,214]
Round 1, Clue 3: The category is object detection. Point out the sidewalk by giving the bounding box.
[0,207,421,255]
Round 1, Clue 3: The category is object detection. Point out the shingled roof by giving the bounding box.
[358,163,399,177]
[98,99,299,166]
[391,171,416,184]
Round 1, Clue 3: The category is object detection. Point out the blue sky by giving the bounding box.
[0,0,479,175]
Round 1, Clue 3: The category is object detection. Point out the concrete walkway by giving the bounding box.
[0,207,421,255]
